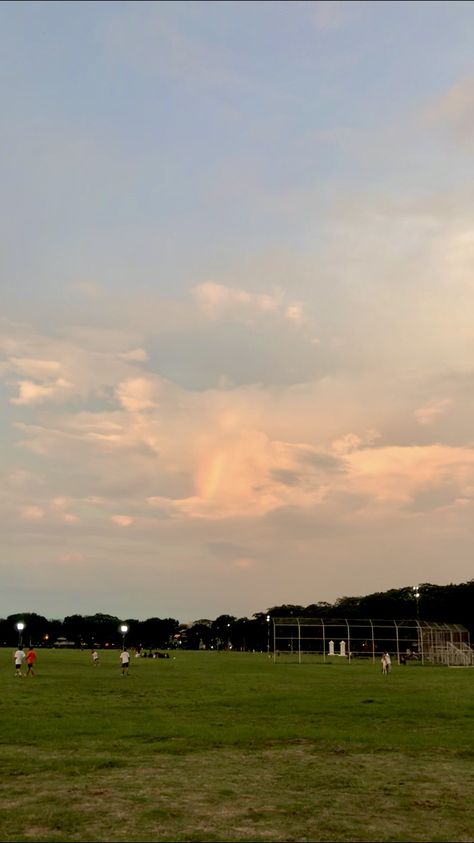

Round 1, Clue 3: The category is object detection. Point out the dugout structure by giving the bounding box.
[271,618,474,666]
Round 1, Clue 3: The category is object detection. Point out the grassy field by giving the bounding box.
[1,648,474,842]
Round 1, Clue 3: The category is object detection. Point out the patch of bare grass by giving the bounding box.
[1,745,474,841]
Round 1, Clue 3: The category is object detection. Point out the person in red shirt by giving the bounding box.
[26,647,37,677]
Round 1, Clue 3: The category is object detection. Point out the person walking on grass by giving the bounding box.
[25,646,37,677]
[120,648,130,676]
[381,652,391,675]
[91,650,100,666]
[13,646,26,677]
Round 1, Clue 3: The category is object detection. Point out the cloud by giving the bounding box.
[192,282,252,317]
[7,335,474,524]
[331,431,380,455]
[62,513,79,524]
[271,468,302,487]
[297,450,349,473]
[346,444,474,513]
[119,348,149,362]
[0,319,158,411]
[48,498,79,523]
[49,497,69,511]
[191,281,308,328]
[192,281,303,324]
[10,378,72,405]
[7,469,45,491]
[233,557,254,570]
[111,515,134,527]
[415,398,452,426]
[20,506,45,521]
[59,552,85,563]
[403,482,459,513]
[284,303,305,325]
[424,75,474,145]
[115,376,160,413]
[8,358,62,377]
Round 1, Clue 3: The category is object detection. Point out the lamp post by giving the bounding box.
[413,586,420,620]
[266,614,270,656]
[119,624,128,650]
[16,621,25,648]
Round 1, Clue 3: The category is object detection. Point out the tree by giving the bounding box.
[211,615,236,649]
[266,604,305,617]
[303,602,333,618]
[62,614,87,645]
[84,614,121,647]
[6,613,50,646]
[140,617,180,648]
[184,622,213,650]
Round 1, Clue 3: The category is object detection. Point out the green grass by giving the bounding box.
[1,649,474,841]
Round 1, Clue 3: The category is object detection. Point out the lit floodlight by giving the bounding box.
[412,586,421,621]
[15,620,26,647]
[119,623,129,650]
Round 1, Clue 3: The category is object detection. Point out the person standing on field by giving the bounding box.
[91,650,100,666]
[25,647,37,677]
[120,648,130,676]
[381,652,391,675]
[13,647,26,676]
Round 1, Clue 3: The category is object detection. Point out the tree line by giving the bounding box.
[2,579,473,650]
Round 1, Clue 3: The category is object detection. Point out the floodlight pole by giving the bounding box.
[16,621,25,648]
[412,586,424,663]
[413,585,420,620]
[119,624,128,650]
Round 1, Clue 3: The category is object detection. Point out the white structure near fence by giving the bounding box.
[271,618,474,666]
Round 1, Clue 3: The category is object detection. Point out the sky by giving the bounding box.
[2,0,474,623]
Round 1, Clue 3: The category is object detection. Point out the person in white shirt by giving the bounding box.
[14,648,26,677]
[120,649,130,676]
[91,650,100,666]
[381,652,391,675]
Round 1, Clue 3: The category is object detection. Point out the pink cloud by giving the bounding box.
[415,398,452,426]
[111,514,134,527]
[20,505,45,521]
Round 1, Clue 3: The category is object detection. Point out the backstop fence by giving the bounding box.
[271,618,474,666]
